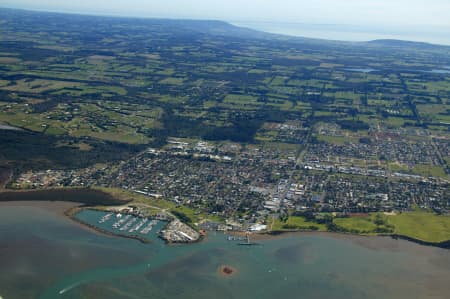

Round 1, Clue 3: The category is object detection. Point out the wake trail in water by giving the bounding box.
[59,281,83,295]
[39,248,200,298]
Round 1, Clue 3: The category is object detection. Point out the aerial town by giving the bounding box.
[11,120,449,233]
[1,9,448,241]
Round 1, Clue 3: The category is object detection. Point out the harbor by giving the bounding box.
[75,209,167,243]
[2,201,450,299]
[227,234,260,246]
[74,208,202,244]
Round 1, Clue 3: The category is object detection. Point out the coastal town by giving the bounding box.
[10,119,449,238]
[1,8,449,242]
[1,6,450,299]
[73,205,202,243]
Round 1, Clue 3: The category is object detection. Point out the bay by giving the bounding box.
[0,201,449,299]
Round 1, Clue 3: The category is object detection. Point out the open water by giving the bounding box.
[0,201,449,299]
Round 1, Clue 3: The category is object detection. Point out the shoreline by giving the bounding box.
[389,234,450,249]
[258,229,450,250]
[65,206,154,244]
[218,265,238,278]
[0,200,149,242]
[0,187,131,206]
[3,198,448,253]
[0,187,448,249]
[226,227,450,250]
[0,166,12,189]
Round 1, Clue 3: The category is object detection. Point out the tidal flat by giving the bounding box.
[0,200,449,299]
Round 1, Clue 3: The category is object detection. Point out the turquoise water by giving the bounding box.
[74,209,167,241]
[0,203,449,299]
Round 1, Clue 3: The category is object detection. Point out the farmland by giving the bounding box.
[0,8,449,241]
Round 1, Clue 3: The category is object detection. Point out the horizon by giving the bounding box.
[1,0,450,46]
[1,7,449,46]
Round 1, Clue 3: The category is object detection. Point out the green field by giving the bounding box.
[271,212,450,243]
[272,216,327,231]
[0,9,449,238]
[333,216,379,233]
[95,187,222,225]
[333,212,450,243]
[386,211,450,243]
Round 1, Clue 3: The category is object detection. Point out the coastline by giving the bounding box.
[65,206,153,244]
[218,265,238,278]
[389,234,450,250]
[0,166,12,189]
[226,226,450,250]
[0,187,448,250]
[0,187,131,206]
[258,229,450,250]
[0,200,145,242]
[0,200,80,215]
[2,202,449,299]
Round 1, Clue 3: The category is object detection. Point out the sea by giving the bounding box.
[0,200,449,299]
[232,22,450,46]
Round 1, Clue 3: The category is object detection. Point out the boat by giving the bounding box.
[98,213,113,223]
[140,219,158,234]
[237,234,259,246]
[129,218,148,233]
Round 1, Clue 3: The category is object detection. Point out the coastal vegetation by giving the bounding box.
[272,215,327,231]
[0,185,448,245]
[0,188,129,206]
[386,211,450,243]
[93,187,222,224]
[274,211,450,244]
[0,8,448,248]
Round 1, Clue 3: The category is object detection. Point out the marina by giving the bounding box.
[75,209,166,241]
[1,202,450,299]
[98,213,113,223]
[227,234,260,246]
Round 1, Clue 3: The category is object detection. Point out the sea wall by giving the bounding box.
[390,234,450,249]
[67,207,152,244]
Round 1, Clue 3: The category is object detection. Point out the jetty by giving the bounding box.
[237,234,259,246]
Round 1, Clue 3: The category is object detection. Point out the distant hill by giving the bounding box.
[159,19,275,39]
[366,39,450,50]
[4,8,448,49]
[0,8,274,40]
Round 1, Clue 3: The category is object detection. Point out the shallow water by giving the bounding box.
[0,124,23,131]
[75,209,167,241]
[0,202,449,299]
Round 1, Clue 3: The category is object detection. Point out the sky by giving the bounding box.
[1,0,450,44]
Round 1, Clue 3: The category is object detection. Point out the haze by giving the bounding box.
[1,0,450,44]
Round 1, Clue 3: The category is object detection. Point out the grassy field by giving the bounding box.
[386,211,450,243]
[333,211,450,243]
[0,99,157,144]
[1,79,82,93]
[223,94,259,106]
[316,135,359,145]
[272,216,327,231]
[1,9,449,243]
[94,187,222,224]
[159,77,185,85]
[271,211,450,243]
[333,216,378,233]
[411,164,447,178]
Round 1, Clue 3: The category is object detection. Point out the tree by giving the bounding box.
[373,214,386,226]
